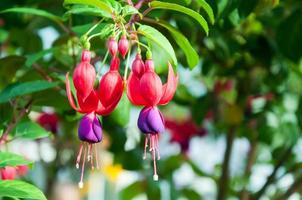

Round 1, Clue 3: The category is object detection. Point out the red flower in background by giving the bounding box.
[37,112,58,134]
[165,118,207,153]
[0,165,29,180]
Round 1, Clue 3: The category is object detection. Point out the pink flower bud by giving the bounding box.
[118,35,129,58]
[0,166,16,180]
[132,54,145,78]
[107,37,118,56]
[145,59,155,72]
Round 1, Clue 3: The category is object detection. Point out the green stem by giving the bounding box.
[86,18,104,36]
[97,50,109,78]
[123,45,132,81]
[134,40,150,52]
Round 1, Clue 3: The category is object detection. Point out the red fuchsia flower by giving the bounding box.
[0,166,17,180]
[127,59,178,181]
[65,50,123,188]
[165,118,207,153]
[118,35,129,59]
[107,37,118,56]
[37,112,58,134]
[16,165,29,176]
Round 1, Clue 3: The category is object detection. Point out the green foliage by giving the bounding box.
[13,121,50,140]
[0,152,32,168]
[0,180,47,200]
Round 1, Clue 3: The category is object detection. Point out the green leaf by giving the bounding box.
[0,80,58,104]
[63,4,111,18]
[64,0,112,16]
[13,121,50,140]
[195,0,215,24]
[0,56,26,88]
[0,152,32,168]
[120,181,144,200]
[0,180,46,200]
[157,21,199,69]
[138,25,177,66]
[122,5,139,17]
[0,7,62,23]
[108,94,130,127]
[25,47,57,68]
[150,1,209,35]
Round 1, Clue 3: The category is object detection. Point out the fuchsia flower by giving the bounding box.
[118,35,129,58]
[127,57,178,180]
[0,166,16,180]
[65,50,123,188]
[107,37,118,56]
[37,112,58,134]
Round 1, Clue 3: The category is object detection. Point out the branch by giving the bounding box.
[251,146,293,200]
[0,99,33,145]
[240,139,258,200]
[274,175,302,200]
[217,127,236,200]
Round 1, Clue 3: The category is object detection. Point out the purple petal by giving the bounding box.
[146,107,165,133]
[78,113,102,143]
[138,107,153,133]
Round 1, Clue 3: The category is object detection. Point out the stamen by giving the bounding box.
[151,135,158,181]
[76,143,83,169]
[90,144,94,170]
[87,143,92,162]
[155,134,160,160]
[79,143,87,189]
[149,134,153,152]
[95,144,99,170]
[143,136,148,160]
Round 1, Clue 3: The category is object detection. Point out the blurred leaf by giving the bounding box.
[13,121,50,140]
[25,48,57,68]
[0,152,32,168]
[63,5,110,18]
[222,104,243,125]
[0,80,58,104]
[0,56,25,88]
[120,181,144,200]
[63,0,112,17]
[122,5,139,17]
[109,94,130,127]
[181,188,201,200]
[0,180,46,200]
[157,21,199,69]
[150,1,209,35]
[0,7,62,23]
[238,0,259,18]
[276,10,302,63]
[138,24,177,66]
[196,0,215,24]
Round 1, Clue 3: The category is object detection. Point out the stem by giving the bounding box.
[133,40,150,52]
[217,127,236,200]
[86,19,105,36]
[240,139,258,200]
[97,50,109,78]
[123,43,132,81]
[0,99,33,146]
[251,146,293,200]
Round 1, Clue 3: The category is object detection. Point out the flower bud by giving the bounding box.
[0,166,16,180]
[118,35,129,58]
[145,59,155,72]
[107,37,118,56]
[132,54,145,78]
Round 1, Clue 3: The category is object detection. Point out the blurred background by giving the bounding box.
[1,0,302,199]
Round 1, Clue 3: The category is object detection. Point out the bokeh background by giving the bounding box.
[1,0,302,199]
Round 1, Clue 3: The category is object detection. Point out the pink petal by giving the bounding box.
[65,72,82,112]
[159,63,178,105]
[77,90,99,113]
[126,72,148,106]
[140,71,163,106]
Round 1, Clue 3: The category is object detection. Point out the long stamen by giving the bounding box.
[155,134,160,160]
[76,143,83,169]
[149,134,153,152]
[151,135,158,181]
[87,143,92,162]
[90,144,94,170]
[79,143,87,189]
[95,144,99,170]
[143,135,148,160]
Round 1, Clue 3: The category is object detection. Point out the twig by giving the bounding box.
[0,99,33,146]
[217,127,236,200]
[251,146,293,200]
[240,139,258,200]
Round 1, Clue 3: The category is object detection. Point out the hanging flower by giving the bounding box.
[65,50,123,188]
[127,57,178,180]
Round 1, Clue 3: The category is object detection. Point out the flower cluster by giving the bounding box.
[66,35,178,186]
